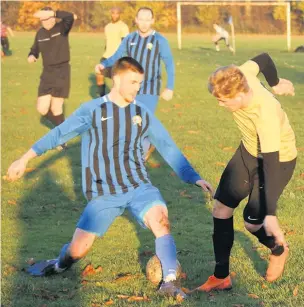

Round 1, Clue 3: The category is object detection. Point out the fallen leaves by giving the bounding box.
[230,271,237,279]
[179,190,192,199]
[181,287,192,294]
[148,161,161,168]
[222,146,235,152]
[116,295,150,302]
[215,162,226,166]
[293,285,299,297]
[295,186,304,191]
[188,130,199,134]
[248,293,259,299]
[82,264,102,277]
[113,273,141,282]
[3,264,17,276]
[104,299,114,305]
[8,199,17,205]
[127,296,150,302]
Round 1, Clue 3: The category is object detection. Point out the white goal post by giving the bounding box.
[176,1,292,51]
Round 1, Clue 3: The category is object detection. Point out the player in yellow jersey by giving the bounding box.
[197,53,296,292]
[96,7,129,97]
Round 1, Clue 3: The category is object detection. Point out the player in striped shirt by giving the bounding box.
[7,57,213,299]
[95,7,174,113]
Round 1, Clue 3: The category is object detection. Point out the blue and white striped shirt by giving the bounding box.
[101,31,175,96]
[32,96,201,201]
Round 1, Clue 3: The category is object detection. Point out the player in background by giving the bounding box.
[1,20,14,56]
[212,23,234,54]
[28,7,76,148]
[96,7,129,97]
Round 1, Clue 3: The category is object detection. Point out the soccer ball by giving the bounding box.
[145,255,182,285]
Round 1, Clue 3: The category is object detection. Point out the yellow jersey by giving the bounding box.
[232,60,297,162]
[103,20,129,59]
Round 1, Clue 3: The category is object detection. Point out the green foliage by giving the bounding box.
[2,1,303,33]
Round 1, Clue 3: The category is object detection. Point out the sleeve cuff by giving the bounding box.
[31,145,43,156]
[190,174,202,185]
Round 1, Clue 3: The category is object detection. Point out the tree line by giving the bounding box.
[1,1,304,34]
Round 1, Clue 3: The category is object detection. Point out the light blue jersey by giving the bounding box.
[101,31,174,96]
[32,96,201,201]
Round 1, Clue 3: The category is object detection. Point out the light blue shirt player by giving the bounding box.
[101,30,175,113]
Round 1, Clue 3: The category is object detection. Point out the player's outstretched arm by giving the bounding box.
[250,53,294,96]
[147,113,213,197]
[7,149,37,181]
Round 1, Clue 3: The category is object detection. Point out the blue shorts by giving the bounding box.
[77,184,167,236]
[136,94,159,113]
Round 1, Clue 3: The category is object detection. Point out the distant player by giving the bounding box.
[212,23,234,54]
[96,7,129,97]
[1,20,14,56]
[28,7,76,144]
[7,57,213,299]
[197,53,296,292]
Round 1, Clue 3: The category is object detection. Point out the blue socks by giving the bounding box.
[155,234,177,282]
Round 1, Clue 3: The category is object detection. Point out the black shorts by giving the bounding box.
[38,63,70,98]
[214,142,296,224]
[100,57,112,78]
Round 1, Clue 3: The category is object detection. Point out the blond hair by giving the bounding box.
[208,65,250,99]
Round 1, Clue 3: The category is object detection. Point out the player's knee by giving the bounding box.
[36,103,49,115]
[212,200,234,219]
[37,96,51,115]
[144,206,170,232]
[50,104,63,116]
[244,221,262,233]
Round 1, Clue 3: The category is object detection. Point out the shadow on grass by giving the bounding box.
[6,141,85,307]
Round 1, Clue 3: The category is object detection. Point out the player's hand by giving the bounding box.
[28,55,37,63]
[95,64,105,75]
[7,159,27,182]
[73,14,78,20]
[34,10,54,20]
[196,179,214,198]
[272,78,295,96]
[161,89,174,101]
[264,215,286,246]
